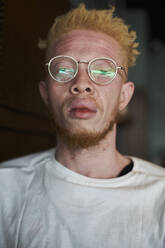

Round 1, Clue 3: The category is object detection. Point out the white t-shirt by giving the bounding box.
[0,148,165,248]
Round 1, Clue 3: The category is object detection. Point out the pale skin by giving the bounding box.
[39,30,135,179]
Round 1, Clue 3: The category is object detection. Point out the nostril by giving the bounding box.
[86,87,91,92]
[73,87,79,92]
[71,84,93,94]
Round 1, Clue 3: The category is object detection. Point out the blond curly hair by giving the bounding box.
[39,4,139,67]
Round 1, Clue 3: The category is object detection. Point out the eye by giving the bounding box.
[57,68,75,75]
[91,69,116,79]
[55,67,76,82]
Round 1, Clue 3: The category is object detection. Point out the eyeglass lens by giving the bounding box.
[89,58,116,84]
[49,56,117,84]
[49,57,77,82]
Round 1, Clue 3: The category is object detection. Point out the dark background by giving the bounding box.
[0,0,165,166]
[127,0,165,43]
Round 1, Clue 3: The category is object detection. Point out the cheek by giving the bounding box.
[98,85,121,124]
[46,85,63,118]
[46,83,72,123]
[100,83,122,110]
[47,83,66,106]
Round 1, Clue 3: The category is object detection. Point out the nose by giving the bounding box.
[70,67,94,95]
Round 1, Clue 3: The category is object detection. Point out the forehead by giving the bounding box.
[49,30,123,64]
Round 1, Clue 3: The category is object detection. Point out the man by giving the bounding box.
[0,4,165,248]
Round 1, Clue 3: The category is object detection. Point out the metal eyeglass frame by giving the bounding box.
[45,55,127,85]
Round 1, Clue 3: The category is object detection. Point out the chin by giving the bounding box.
[48,103,119,149]
[55,120,115,149]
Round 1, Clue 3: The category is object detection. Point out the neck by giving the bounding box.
[55,126,130,179]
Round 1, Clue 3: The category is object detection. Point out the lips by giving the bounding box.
[68,98,97,119]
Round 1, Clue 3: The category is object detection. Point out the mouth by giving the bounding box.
[70,107,97,119]
[68,99,98,119]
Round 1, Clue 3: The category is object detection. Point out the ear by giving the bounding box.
[39,80,49,106]
[119,81,135,111]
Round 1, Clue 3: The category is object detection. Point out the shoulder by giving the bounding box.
[0,148,54,242]
[0,148,55,169]
[131,156,165,178]
[131,157,165,222]
[0,148,55,199]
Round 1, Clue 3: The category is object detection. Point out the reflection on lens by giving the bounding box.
[89,58,116,84]
[55,68,75,82]
[50,56,77,82]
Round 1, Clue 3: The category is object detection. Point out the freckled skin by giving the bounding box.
[44,30,126,135]
[39,29,135,178]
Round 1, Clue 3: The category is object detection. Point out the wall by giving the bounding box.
[0,0,70,161]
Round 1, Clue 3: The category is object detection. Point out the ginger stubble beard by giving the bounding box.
[48,99,120,150]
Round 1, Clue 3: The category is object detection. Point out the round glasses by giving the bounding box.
[45,55,126,85]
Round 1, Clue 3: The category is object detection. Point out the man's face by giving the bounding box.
[40,30,134,148]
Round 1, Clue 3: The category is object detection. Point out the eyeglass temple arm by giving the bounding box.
[117,66,128,78]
